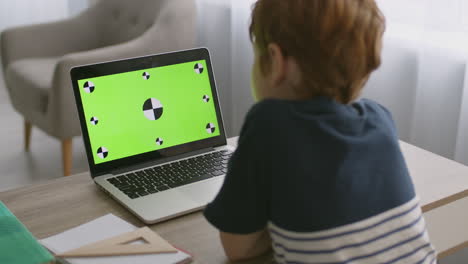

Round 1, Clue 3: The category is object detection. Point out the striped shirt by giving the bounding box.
[204,98,437,263]
[269,197,436,264]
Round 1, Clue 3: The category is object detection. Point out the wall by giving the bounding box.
[196,0,233,136]
[230,0,256,135]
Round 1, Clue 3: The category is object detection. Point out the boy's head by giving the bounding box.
[249,0,385,104]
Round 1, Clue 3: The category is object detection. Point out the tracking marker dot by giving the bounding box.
[156,137,164,146]
[90,117,99,125]
[97,147,108,159]
[83,81,95,93]
[194,63,204,74]
[206,123,216,134]
[143,98,163,121]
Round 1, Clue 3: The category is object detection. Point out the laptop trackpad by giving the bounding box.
[178,176,224,204]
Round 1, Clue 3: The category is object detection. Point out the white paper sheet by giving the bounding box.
[40,214,191,264]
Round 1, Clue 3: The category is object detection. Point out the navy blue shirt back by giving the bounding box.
[204,97,416,233]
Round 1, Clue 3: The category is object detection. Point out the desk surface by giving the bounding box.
[0,138,468,263]
[400,141,468,211]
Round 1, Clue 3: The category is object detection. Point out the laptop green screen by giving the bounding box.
[77,60,220,165]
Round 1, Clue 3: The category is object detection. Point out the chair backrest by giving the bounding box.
[91,0,167,47]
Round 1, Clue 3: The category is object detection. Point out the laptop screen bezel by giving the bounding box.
[70,48,227,177]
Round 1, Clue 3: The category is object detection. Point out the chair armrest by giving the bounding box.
[0,7,100,69]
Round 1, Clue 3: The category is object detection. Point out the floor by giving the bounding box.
[0,81,467,263]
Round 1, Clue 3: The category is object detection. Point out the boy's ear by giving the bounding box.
[267,43,287,85]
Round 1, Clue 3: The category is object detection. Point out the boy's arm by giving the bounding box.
[219,229,272,262]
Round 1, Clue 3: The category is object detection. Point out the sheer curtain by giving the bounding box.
[363,0,468,165]
[230,0,256,135]
[196,0,234,134]
[196,0,255,136]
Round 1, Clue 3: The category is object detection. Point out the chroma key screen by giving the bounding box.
[77,60,220,164]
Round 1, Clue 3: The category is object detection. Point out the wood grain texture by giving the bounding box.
[423,196,468,258]
[439,241,468,259]
[0,138,466,263]
[422,189,468,212]
[0,173,228,264]
[0,138,272,264]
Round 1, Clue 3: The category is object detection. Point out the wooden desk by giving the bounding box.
[0,138,467,263]
[401,142,468,258]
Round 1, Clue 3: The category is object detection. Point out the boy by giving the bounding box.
[204,0,437,263]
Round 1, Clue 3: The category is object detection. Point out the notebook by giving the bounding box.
[70,48,234,224]
[0,201,54,264]
[40,214,192,264]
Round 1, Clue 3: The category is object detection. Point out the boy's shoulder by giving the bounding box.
[242,97,398,143]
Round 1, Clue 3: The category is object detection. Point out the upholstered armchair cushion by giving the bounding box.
[6,58,58,113]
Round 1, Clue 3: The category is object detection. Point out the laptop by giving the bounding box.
[70,48,234,224]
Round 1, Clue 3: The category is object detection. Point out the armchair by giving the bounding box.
[0,0,196,176]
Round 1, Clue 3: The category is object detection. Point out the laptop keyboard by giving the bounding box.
[106,150,233,199]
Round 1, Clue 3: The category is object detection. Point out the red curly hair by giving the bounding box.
[250,0,386,104]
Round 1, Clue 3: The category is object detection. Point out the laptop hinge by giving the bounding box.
[110,147,217,176]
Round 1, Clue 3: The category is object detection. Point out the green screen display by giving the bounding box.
[78,60,220,164]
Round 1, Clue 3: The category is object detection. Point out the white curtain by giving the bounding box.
[196,0,255,136]
[196,0,234,135]
[363,0,468,165]
[230,0,256,135]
